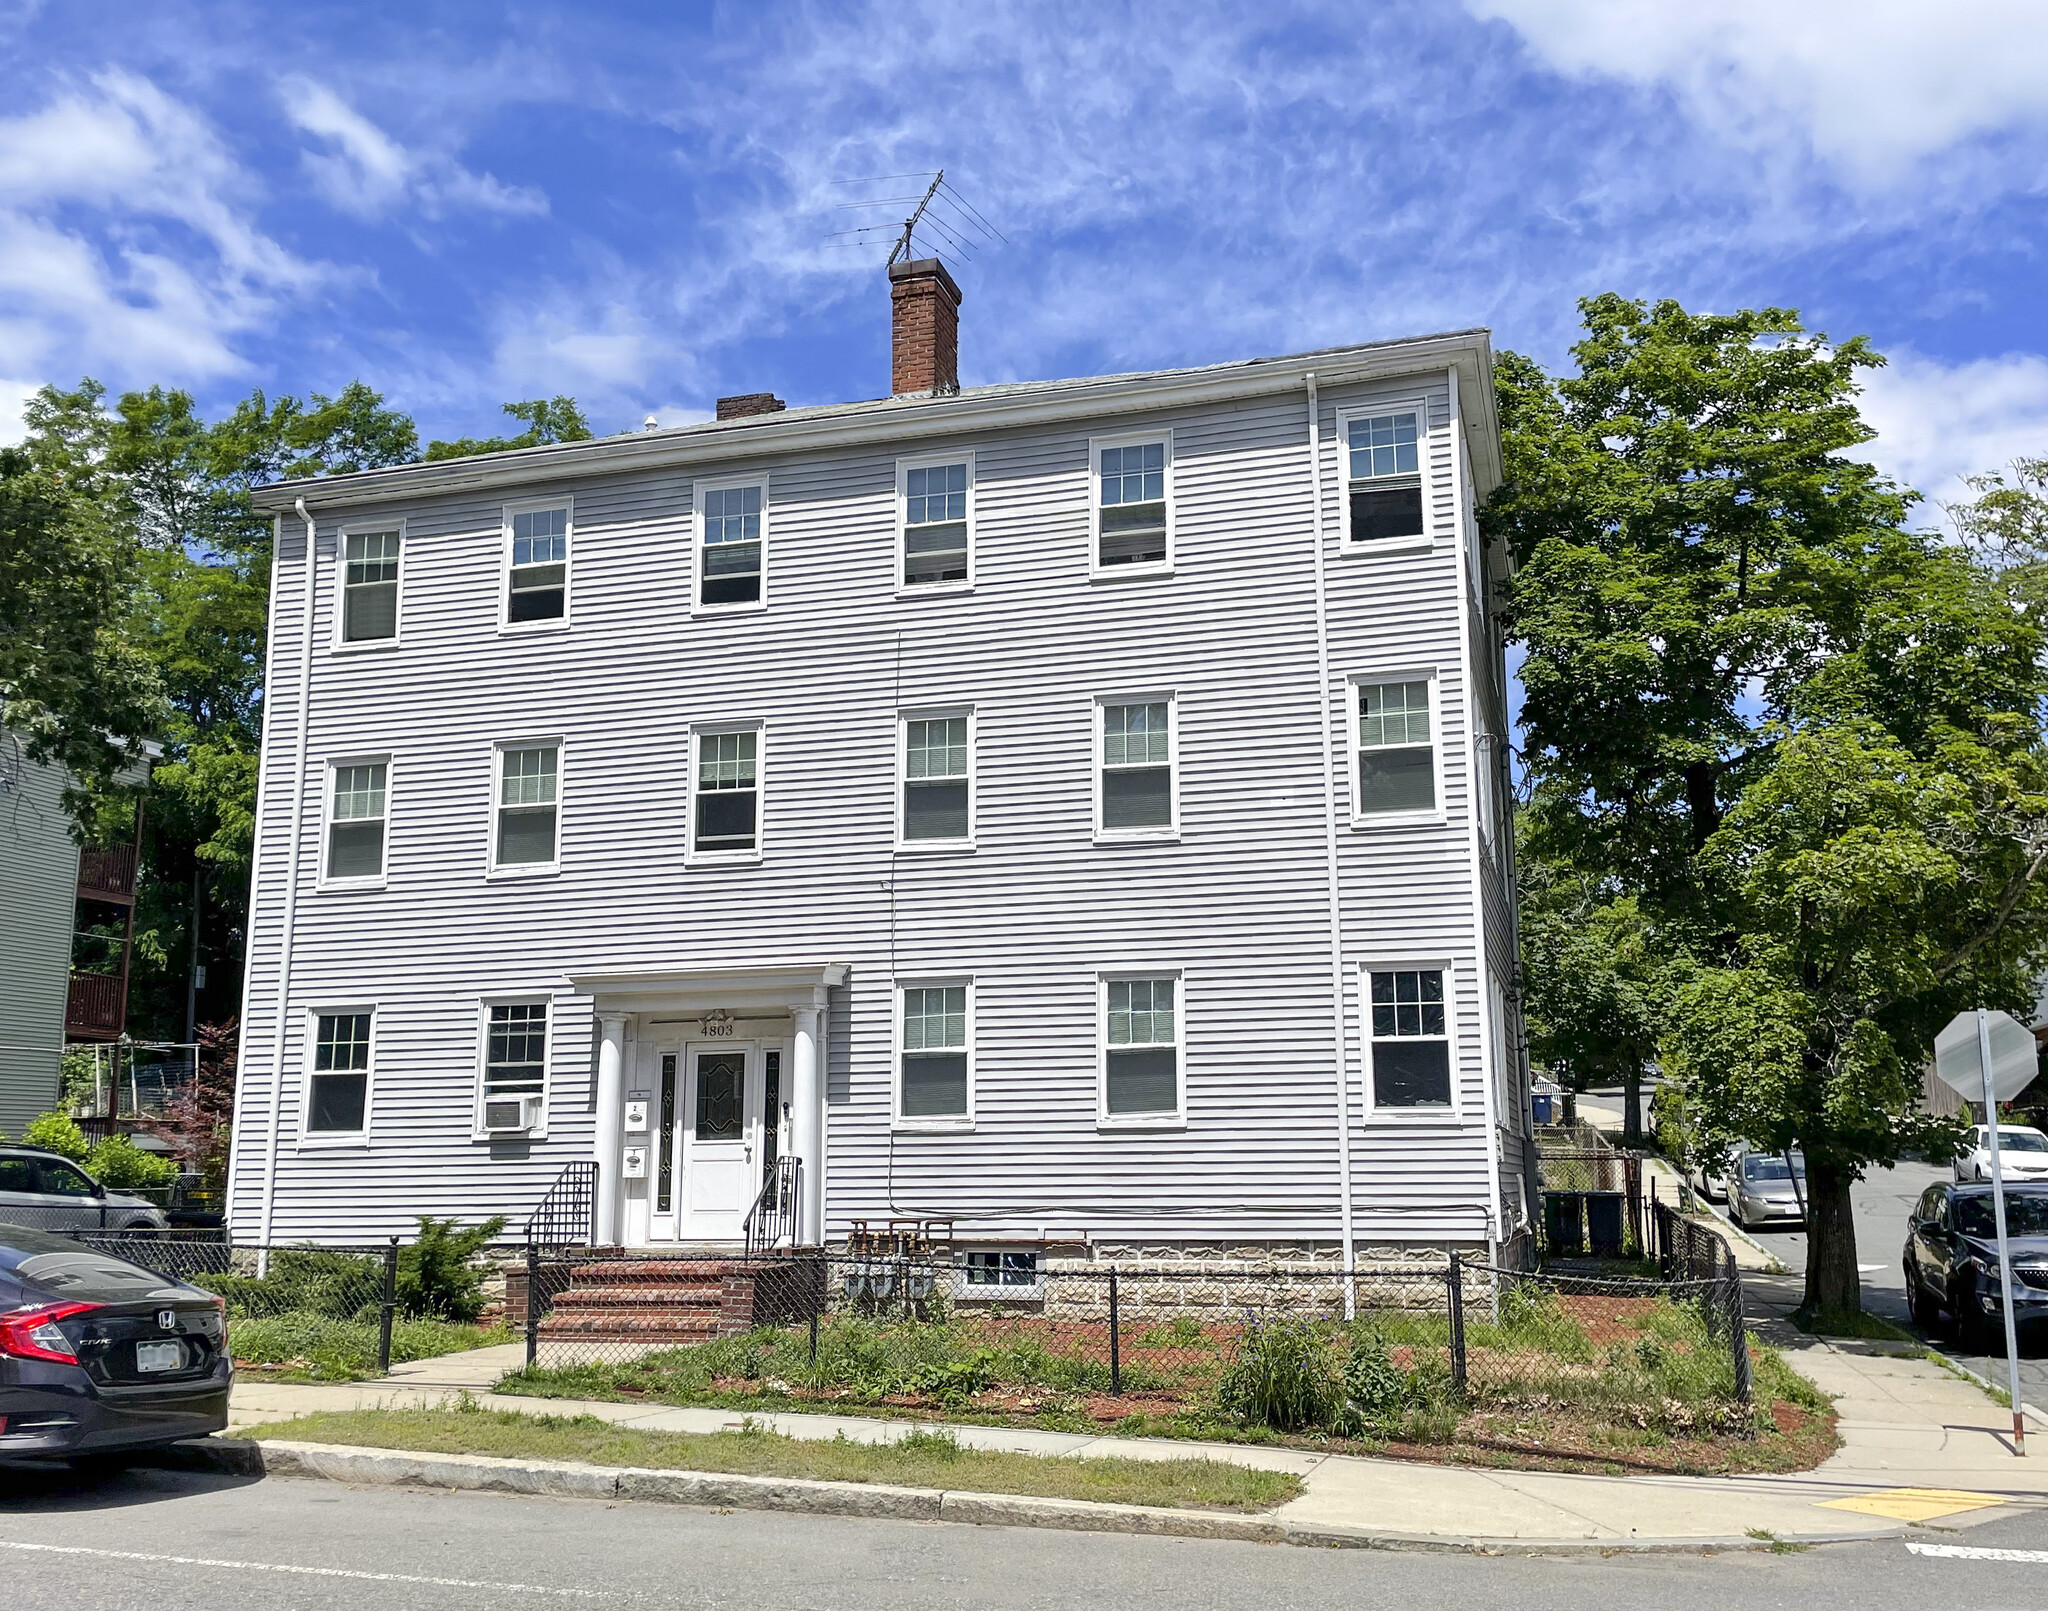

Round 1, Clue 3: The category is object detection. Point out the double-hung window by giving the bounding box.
[1354,678,1437,818]
[901,458,971,587]
[692,727,761,858]
[325,760,388,883]
[506,503,569,623]
[1345,408,1425,544]
[307,1011,372,1135]
[1102,975,1181,1122]
[495,744,560,868]
[902,712,971,846]
[481,1002,548,1131]
[1368,967,1452,1109]
[1093,436,1170,572]
[699,481,765,608]
[341,529,400,642]
[1098,698,1175,836]
[898,983,970,1123]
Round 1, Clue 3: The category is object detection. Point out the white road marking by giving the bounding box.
[0,1540,615,1597]
[1907,1543,2048,1564]
[1858,1264,1885,1273]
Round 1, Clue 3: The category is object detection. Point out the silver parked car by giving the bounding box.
[0,1145,169,1233]
[1729,1149,1806,1231]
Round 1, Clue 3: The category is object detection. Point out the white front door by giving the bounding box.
[677,1042,760,1242]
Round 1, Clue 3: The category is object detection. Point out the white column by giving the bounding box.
[593,1015,627,1247]
[792,998,823,1245]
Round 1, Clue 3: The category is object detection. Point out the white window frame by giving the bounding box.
[500,496,573,633]
[333,518,405,650]
[488,738,564,879]
[954,1249,1045,1301]
[692,475,770,617]
[892,977,975,1132]
[896,451,976,595]
[1360,959,1460,1120]
[1337,398,1433,554]
[300,1003,376,1147]
[1096,968,1186,1130]
[687,721,766,866]
[897,705,976,853]
[472,996,553,1141]
[1094,692,1179,843]
[1347,669,1446,828]
[1088,428,1175,581]
[319,754,392,891]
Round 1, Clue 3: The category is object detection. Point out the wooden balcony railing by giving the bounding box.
[77,844,139,904]
[66,972,127,1040]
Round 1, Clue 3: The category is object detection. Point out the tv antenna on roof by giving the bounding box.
[828,169,1005,263]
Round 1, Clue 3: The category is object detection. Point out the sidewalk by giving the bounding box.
[222,1328,2048,1548]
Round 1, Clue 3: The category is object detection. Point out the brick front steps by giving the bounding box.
[516,1252,822,1358]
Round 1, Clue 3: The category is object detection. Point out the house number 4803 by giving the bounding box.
[700,1010,735,1038]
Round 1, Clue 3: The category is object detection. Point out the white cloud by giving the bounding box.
[1858,349,2048,515]
[0,376,38,446]
[281,77,547,222]
[1467,0,2048,187]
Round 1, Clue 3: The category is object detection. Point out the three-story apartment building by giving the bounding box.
[226,260,1530,1274]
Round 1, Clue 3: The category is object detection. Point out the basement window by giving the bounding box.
[1345,409,1425,545]
[961,1251,1040,1297]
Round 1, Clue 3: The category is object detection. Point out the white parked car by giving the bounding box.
[1953,1125,2048,1183]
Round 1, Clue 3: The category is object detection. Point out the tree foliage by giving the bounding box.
[424,397,592,461]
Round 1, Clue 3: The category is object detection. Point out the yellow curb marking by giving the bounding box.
[1817,1488,2007,1522]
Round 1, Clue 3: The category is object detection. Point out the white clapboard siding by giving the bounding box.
[228,343,1516,1249]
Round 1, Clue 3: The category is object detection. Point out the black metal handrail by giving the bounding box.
[744,1155,801,1256]
[526,1159,597,1248]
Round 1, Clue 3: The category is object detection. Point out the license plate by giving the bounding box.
[135,1340,183,1373]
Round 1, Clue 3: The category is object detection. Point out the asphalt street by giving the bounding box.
[4,1462,2048,1611]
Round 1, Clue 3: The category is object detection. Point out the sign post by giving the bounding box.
[1933,1008,2037,1456]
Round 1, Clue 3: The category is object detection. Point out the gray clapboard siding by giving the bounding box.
[0,738,78,1136]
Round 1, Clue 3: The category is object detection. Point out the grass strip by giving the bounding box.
[234,1406,1304,1513]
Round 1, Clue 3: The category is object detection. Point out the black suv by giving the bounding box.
[1902,1180,2048,1342]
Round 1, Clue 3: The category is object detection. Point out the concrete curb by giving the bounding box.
[162,1438,1900,1556]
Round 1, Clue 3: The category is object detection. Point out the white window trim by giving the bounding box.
[487,737,564,880]
[299,1003,376,1148]
[499,495,574,634]
[1336,397,1433,554]
[318,754,393,892]
[472,995,553,1142]
[953,1249,1046,1301]
[896,450,976,596]
[1096,967,1187,1131]
[1093,691,1180,844]
[686,720,767,866]
[332,518,405,652]
[896,704,977,854]
[892,976,975,1132]
[1347,668,1447,829]
[692,474,771,617]
[1359,958,1461,1121]
[1088,428,1175,581]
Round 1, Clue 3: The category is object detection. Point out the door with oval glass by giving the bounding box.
[676,1043,763,1242]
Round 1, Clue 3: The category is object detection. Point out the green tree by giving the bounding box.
[424,397,592,461]
[1490,296,2048,1320]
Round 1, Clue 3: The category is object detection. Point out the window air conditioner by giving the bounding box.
[483,1095,542,1134]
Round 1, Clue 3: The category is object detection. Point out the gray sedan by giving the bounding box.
[1730,1150,1806,1230]
[0,1146,169,1233]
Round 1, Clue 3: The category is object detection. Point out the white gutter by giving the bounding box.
[1307,373,1358,1310]
[1450,368,1507,1256]
[256,495,319,1251]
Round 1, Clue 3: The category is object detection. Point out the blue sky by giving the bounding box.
[4,0,2047,509]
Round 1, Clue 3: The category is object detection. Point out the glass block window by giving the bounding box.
[1105,977,1178,1117]
[326,762,387,880]
[1356,680,1435,815]
[694,729,759,853]
[496,745,559,866]
[900,984,968,1119]
[508,506,569,621]
[701,484,764,606]
[1347,410,1424,543]
[1369,968,1451,1108]
[308,1012,371,1133]
[485,1003,548,1096]
[903,462,969,586]
[342,530,399,641]
[1101,700,1173,831]
[1098,441,1167,567]
[904,715,970,842]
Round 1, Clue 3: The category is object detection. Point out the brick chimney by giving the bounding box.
[716,392,786,420]
[889,258,961,397]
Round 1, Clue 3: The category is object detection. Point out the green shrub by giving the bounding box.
[396,1215,506,1321]
[207,1248,383,1321]
[84,1133,180,1191]
[21,1111,89,1161]
[1214,1314,1343,1431]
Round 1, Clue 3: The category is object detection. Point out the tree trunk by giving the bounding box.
[1683,761,1723,849]
[1801,1160,1861,1319]
[1622,1065,1644,1148]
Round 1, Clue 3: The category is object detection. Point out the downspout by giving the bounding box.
[1450,369,1506,1260]
[1307,373,1357,1310]
[257,495,319,1250]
